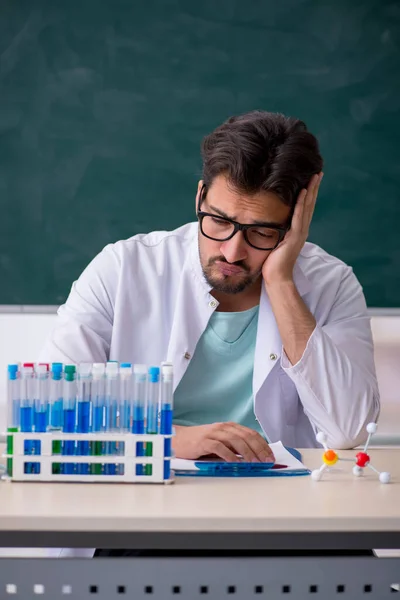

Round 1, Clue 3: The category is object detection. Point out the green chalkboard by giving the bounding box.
[0,0,399,306]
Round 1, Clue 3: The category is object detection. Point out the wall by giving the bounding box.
[0,312,399,442]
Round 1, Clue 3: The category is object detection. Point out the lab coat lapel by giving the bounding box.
[253,258,312,396]
[167,236,215,391]
[253,284,282,396]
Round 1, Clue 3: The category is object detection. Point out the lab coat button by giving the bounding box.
[269,353,277,361]
[209,300,217,308]
[184,352,191,360]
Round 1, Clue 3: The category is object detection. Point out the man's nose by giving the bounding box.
[220,231,248,264]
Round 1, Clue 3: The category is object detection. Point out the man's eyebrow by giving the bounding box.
[207,204,286,228]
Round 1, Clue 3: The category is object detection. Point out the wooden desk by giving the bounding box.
[0,449,399,550]
[1,449,400,600]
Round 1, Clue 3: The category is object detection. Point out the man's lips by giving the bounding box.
[215,261,245,276]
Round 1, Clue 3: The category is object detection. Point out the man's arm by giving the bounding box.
[39,245,118,363]
[268,267,379,449]
[266,280,316,365]
[262,173,379,448]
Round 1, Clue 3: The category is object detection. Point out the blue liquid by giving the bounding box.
[77,401,91,433]
[77,402,91,475]
[93,405,104,432]
[160,406,173,435]
[51,399,63,429]
[121,401,131,431]
[20,406,33,432]
[34,409,48,472]
[34,410,48,433]
[164,460,171,480]
[164,437,172,457]
[63,408,76,475]
[132,406,145,434]
[104,400,118,475]
[20,406,34,472]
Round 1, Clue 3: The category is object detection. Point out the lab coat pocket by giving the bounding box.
[278,369,299,426]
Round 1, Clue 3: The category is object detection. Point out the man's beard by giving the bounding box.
[201,255,261,294]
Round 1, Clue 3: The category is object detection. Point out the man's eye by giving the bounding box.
[211,217,228,225]
[253,230,274,238]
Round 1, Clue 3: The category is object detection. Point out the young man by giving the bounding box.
[40,110,379,460]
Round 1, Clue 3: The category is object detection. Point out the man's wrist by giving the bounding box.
[264,277,296,294]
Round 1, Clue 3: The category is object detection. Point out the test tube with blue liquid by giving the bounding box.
[62,365,77,474]
[120,363,132,432]
[20,364,35,472]
[91,363,105,475]
[77,363,92,474]
[160,363,173,479]
[119,363,132,474]
[49,363,63,466]
[34,364,49,472]
[146,367,160,434]
[7,364,20,477]
[105,362,119,475]
[144,367,160,475]
[50,363,63,431]
[132,364,147,474]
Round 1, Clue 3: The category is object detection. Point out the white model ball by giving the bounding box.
[311,469,322,481]
[379,472,391,484]
[366,423,377,434]
[353,466,363,477]
[316,432,327,444]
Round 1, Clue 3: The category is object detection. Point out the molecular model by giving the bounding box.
[311,423,391,484]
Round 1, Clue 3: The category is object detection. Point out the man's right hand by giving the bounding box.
[173,422,275,463]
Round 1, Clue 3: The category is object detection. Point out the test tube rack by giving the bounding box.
[5,431,174,484]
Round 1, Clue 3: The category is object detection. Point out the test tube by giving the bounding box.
[7,364,19,477]
[34,364,49,433]
[62,365,77,475]
[105,362,119,475]
[160,362,173,480]
[49,363,63,471]
[20,364,35,473]
[160,363,173,435]
[91,363,105,475]
[34,364,49,471]
[77,363,92,475]
[7,364,20,430]
[146,366,160,434]
[133,364,147,473]
[119,363,132,433]
[50,363,63,431]
[132,364,146,434]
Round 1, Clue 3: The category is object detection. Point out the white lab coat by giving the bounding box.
[41,222,379,449]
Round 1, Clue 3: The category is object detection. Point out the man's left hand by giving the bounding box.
[262,172,323,287]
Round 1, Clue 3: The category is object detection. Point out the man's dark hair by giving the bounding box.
[201,110,323,207]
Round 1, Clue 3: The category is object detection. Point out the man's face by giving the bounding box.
[197,175,291,294]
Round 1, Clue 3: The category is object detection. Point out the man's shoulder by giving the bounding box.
[298,242,356,291]
[300,241,350,271]
[106,222,197,260]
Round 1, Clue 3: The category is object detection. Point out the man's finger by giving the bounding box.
[202,439,239,462]
[291,188,307,233]
[227,423,275,463]
[215,428,259,462]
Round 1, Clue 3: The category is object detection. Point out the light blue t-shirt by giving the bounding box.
[173,305,264,436]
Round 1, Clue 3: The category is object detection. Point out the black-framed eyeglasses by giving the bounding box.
[197,185,289,251]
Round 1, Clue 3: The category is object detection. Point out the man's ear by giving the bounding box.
[195,179,204,211]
